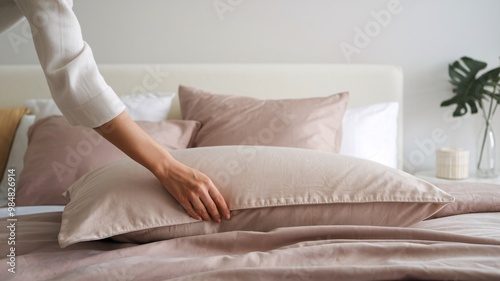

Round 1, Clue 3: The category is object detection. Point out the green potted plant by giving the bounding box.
[441,56,500,178]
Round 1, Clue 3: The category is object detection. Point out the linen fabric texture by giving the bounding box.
[179,85,349,153]
[16,116,201,206]
[58,146,454,248]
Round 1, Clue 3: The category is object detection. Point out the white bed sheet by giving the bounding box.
[0,205,64,218]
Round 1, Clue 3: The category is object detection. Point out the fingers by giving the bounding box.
[191,180,231,223]
[182,201,203,221]
[208,187,231,221]
[188,173,231,223]
[159,160,231,223]
[170,177,230,223]
[180,196,225,223]
[173,193,209,222]
[191,197,215,222]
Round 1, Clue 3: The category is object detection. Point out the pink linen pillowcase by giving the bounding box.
[178,85,349,153]
[58,146,454,248]
[16,116,201,206]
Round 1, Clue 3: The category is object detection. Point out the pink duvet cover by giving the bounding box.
[1,182,500,281]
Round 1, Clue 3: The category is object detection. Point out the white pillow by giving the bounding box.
[121,92,175,121]
[24,92,175,122]
[24,99,62,121]
[0,115,35,206]
[340,102,399,168]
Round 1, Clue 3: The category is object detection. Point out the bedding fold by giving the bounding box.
[1,212,500,281]
[430,182,500,218]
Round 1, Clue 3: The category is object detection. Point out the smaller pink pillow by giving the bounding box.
[179,85,349,153]
[17,116,200,206]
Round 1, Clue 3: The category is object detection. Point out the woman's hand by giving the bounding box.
[153,158,230,222]
[95,111,230,222]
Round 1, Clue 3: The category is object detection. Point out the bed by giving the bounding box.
[1,64,500,281]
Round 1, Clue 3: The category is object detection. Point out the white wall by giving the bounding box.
[1,0,500,173]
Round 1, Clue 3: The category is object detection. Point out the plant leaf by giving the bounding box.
[441,56,488,116]
[477,67,500,99]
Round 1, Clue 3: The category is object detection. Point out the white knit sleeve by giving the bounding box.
[14,0,125,127]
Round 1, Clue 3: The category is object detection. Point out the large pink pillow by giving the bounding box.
[58,146,453,248]
[17,116,200,206]
[179,85,349,153]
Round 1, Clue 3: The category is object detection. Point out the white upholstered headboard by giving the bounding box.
[0,63,403,165]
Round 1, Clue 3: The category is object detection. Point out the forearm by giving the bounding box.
[94,111,173,179]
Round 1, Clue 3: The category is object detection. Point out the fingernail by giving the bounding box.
[195,216,202,221]
[225,213,231,220]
